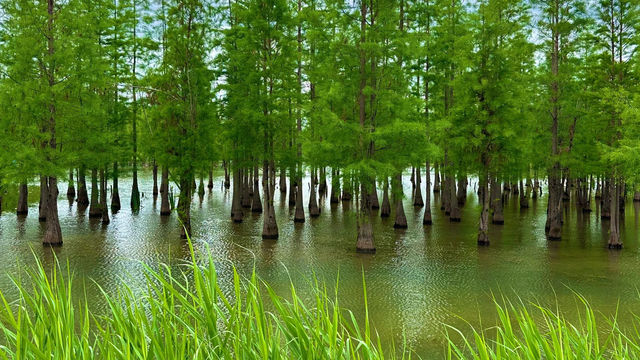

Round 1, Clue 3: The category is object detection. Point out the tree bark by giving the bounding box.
[177,175,192,239]
[160,166,171,216]
[478,172,490,245]
[608,178,622,249]
[39,176,47,222]
[457,176,467,206]
[231,166,243,222]
[414,167,424,207]
[241,169,251,208]
[111,162,121,212]
[309,170,320,217]
[223,160,231,189]
[252,165,262,213]
[393,174,408,228]
[100,167,110,224]
[356,183,375,252]
[262,161,278,239]
[67,169,75,198]
[289,172,296,206]
[208,168,214,190]
[370,180,380,209]
[449,175,461,222]
[424,162,432,225]
[77,166,89,207]
[381,177,391,217]
[17,183,28,215]
[89,169,102,218]
[433,163,441,192]
[519,179,528,208]
[490,177,504,225]
[153,160,159,196]
[279,168,287,194]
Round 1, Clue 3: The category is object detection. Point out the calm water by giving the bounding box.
[1,171,640,357]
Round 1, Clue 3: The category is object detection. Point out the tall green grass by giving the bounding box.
[445,295,640,359]
[0,242,409,360]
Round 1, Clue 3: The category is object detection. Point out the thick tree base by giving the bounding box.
[380,212,390,218]
[161,211,172,217]
[608,243,623,249]
[393,223,408,229]
[262,233,279,240]
[294,217,305,223]
[43,241,63,247]
[423,219,432,225]
[477,237,490,246]
[17,210,28,216]
[547,234,562,241]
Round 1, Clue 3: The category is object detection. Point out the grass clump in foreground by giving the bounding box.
[0,242,408,360]
[445,295,640,360]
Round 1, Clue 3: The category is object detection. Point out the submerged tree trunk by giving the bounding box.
[17,183,28,215]
[241,169,251,208]
[433,163,441,192]
[289,172,296,206]
[490,177,504,225]
[424,162,432,225]
[67,169,75,198]
[279,168,287,194]
[601,179,611,219]
[160,166,171,216]
[309,170,320,217]
[330,169,340,204]
[77,166,89,208]
[519,179,528,209]
[294,170,305,222]
[319,167,327,196]
[39,176,48,222]
[208,168,213,190]
[449,175,461,222]
[381,177,391,217]
[89,169,102,218]
[477,172,490,245]
[131,161,140,213]
[356,183,375,253]
[231,167,243,222]
[608,178,622,249]
[100,167,110,224]
[223,161,231,189]
[370,181,380,209]
[414,167,424,207]
[43,176,62,245]
[152,160,159,197]
[252,166,262,213]
[262,161,278,239]
[111,162,121,212]
[177,174,192,239]
[198,177,205,198]
[393,174,408,229]
[456,176,467,206]
[546,169,563,239]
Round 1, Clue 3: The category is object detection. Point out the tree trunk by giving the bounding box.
[231,167,243,222]
[198,177,205,198]
[241,169,251,208]
[490,177,504,225]
[329,169,340,204]
[309,170,320,217]
[601,179,611,219]
[223,161,231,189]
[433,163,441,192]
[294,169,305,222]
[356,184,375,253]
[546,169,563,238]
[111,162,121,212]
[252,166,262,213]
[380,177,391,218]
[519,179,528,208]
[414,167,424,207]
[449,175,461,222]
[160,166,171,216]
[608,178,622,249]
[67,169,75,198]
[152,160,159,196]
[478,172,490,245]
[319,167,327,195]
[262,161,278,239]
[370,181,380,209]
[100,167,110,224]
[424,162,432,225]
[279,168,287,194]
[89,169,102,218]
[289,172,296,206]
[393,174,408,228]
[39,176,48,222]
[457,176,467,206]
[78,166,89,208]
[177,175,192,239]
[131,160,140,212]
[208,168,214,190]
[43,176,62,246]
[17,183,28,215]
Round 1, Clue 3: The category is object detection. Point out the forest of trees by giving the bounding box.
[0,0,638,252]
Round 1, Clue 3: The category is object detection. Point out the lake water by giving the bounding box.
[1,171,639,357]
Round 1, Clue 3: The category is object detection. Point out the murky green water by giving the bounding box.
[1,171,640,357]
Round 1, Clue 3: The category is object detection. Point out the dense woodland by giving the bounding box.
[0,0,638,252]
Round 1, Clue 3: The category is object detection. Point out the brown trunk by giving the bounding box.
[279,168,287,193]
[309,170,320,217]
[381,177,391,217]
[532,178,539,199]
[241,169,251,208]
[414,167,424,207]
[177,175,192,239]
[356,184,375,253]
[318,167,327,195]
[153,160,159,196]
[77,166,89,207]
[601,179,611,219]
[449,175,461,222]
[478,172,490,245]
[17,183,29,215]
[223,161,231,188]
[442,175,450,213]
[519,179,528,208]
[89,169,102,218]
[456,176,467,206]
[262,161,278,239]
[547,170,563,238]
[198,177,205,198]
[491,178,504,225]
[512,182,519,195]
[433,163,441,192]
[231,167,243,222]
[370,181,380,209]
[294,169,305,222]
[393,174,408,229]
[423,162,432,225]
[160,166,171,216]
[100,167,110,224]
[111,162,121,212]
[252,166,262,213]
[43,176,62,246]
[289,173,297,206]
[39,176,48,221]
[608,179,622,249]
[67,169,75,198]
[330,169,340,204]
[207,168,213,190]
